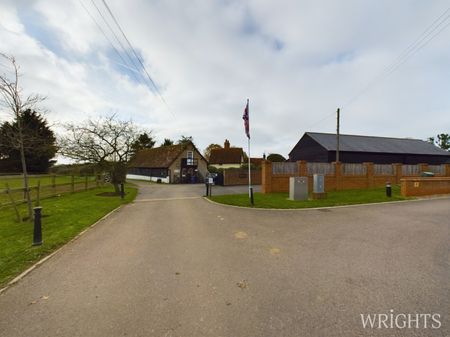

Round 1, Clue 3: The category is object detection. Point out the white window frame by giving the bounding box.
[187,151,194,165]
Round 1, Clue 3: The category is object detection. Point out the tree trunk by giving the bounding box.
[18,123,33,220]
[113,183,120,194]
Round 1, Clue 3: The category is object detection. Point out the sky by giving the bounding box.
[0,0,449,162]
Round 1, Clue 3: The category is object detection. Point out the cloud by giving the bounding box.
[0,0,449,163]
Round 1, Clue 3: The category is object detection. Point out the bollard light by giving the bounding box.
[386,181,392,197]
[32,207,43,246]
[120,183,125,200]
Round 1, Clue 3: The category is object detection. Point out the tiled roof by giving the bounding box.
[299,132,450,156]
[209,147,243,165]
[128,144,186,168]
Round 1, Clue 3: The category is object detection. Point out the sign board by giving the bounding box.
[208,178,214,184]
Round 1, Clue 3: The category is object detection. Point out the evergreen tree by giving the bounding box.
[0,109,57,173]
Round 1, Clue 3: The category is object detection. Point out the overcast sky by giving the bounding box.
[1,0,449,161]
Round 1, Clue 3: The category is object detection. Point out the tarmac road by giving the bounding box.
[0,182,448,337]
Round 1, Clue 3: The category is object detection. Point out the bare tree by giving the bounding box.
[0,53,45,220]
[59,115,141,193]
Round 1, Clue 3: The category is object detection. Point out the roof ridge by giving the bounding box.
[307,132,422,141]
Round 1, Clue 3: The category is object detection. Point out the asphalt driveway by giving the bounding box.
[0,182,448,337]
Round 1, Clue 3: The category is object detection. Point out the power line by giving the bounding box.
[101,0,174,115]
[343,5,450,107]
[382,7,450,76]
[78,0,142,84]
[302,5,450,133]
[303,110,335,131]
[88,0,144,81]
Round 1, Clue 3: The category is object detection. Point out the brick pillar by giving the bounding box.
[393,163,402,184]
[261,160,272,194]
[334,161,342,190]
[419,163,428,174]
[400,178,407,196]
[445,164,450,177]
[364,162,374,188]
[298,160,307,176]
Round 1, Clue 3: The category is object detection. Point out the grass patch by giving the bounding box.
[0,184,137,288]
[0,175,95,189]
[209,185,410,209]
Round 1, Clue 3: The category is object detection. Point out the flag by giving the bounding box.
[243,99,250,139]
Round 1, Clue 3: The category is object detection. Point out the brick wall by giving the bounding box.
[223,169,262,186]
[401,177,450,196]
[261,161,450,194]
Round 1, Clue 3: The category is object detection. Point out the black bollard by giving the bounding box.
[205,182,209,197]
[32,207,43,246]
[386,181,392,197]
[120,183,125,200]
[250,187,254,206]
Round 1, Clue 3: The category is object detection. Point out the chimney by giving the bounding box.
[224,139,230,149]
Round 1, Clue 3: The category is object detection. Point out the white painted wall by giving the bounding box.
[126,174,170,184]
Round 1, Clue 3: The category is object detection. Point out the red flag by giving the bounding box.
[243,99,250,139]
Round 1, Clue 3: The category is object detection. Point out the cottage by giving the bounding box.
[127,142,208,183]
[289,132,450,164]
[209,140,244,169]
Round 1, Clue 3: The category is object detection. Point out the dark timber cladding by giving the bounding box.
[289,132,450,164]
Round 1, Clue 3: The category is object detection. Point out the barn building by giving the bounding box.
[127,142,208,183]
[289,132,450,164]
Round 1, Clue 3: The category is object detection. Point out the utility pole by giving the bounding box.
[336,108,340,162]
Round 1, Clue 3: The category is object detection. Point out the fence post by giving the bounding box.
[5,183,21,223]
[364,162,374,188]
[261,160,272,194]
[36,180,41,207]
[51,174,56,194]
[223,169,227,186]
[445,164,450,177]
[71,175,75,193]
[334,161,342,190]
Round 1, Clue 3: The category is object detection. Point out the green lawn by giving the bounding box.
[0,175,95,189]
[209,185,410,209]
[0,175,99,207]
[0,184,137,288]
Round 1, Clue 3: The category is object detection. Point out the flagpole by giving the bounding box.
[247,98,254,205]
[248,136,252,196]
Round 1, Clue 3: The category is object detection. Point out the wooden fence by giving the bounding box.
[1,175,103,209]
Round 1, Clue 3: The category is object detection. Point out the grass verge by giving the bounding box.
[209,185,410,209]
[0,184,137,288]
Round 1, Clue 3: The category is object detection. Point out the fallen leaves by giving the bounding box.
[236,280,248,289]
[234,231,248,239]
[28,295,49,305]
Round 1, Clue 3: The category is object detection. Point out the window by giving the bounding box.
[187,151,194,165]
